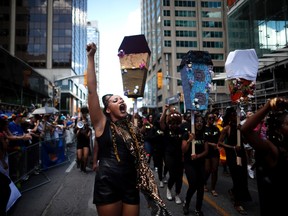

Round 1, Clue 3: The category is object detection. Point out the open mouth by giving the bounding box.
[119,104,126,113]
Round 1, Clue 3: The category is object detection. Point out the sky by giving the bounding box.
[87,0,141,103]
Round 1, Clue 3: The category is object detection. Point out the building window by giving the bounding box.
[202,31,223,38]
[163,10,170,16]
[176,30,197,37]
[202,11,222,18]
[202,21,222,28]
[175,10,196,17]
[203,41,223,48]
[176,41,197,47]
[164,30,171,36]
[210,53,224,60]
[201,1,222,8]
[175,20,196,27]
[175,1,196,7]
[164,40,171,47]
[164,20,171,26]
[163,0,170,6]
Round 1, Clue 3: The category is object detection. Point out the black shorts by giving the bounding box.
[76,141,90,149]
[93,160,140,205]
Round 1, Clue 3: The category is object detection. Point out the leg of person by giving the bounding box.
[204,158,211,192]
[82,146,90,173]
[210,156,219,197]
[96,201,123,216]
[122,203,140,216]
[76,148,82,169]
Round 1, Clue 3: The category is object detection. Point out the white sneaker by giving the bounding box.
[175,195,182,204]
[166,188,172,200]
[159,181,164,188]
[248,167,255,179]
[163,177,168,184]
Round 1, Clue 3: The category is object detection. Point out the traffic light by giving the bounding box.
[157,72,163,89]
[83,70,87,87]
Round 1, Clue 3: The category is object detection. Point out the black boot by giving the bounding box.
[183,202,189,215]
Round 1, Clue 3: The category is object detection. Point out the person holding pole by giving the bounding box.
[218,106,251,215]
[182,113,208,216]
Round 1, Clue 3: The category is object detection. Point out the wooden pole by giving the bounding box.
[191,111,195,155]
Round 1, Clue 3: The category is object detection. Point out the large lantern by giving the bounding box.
[118,34,151,98]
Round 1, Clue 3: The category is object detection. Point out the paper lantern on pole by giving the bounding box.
[118,34,151,98]
[225,49,258,104]
[180,50,213,155]
[180,51,213,111]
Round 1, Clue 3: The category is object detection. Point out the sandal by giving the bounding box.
[234,205,247,215]
[211,190,218,197]
[204,186,209,192]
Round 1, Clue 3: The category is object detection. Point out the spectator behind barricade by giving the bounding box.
[7,113,32,152]
[0,114,22,213]
[65,115,76,146]
[40,114,54,141]
[26,114,42,144]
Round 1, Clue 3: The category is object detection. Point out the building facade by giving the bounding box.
[0,0,89,115]
[222,0,288,109]
[141,0,228,113]
[141,0,288,113]
[87,20,100,94]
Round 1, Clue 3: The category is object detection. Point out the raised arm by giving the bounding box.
[86,43,106,137]
[160,104,169,130]
[241,99,277,155]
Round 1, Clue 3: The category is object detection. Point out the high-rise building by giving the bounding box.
[141,0,228,112]
[225,0,288,108]
[87,20,100,93]
[0,0,89,115]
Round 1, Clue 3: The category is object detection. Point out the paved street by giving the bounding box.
[7,145,260,216]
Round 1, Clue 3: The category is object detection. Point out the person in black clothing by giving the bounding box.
[241,97,288,216]
[148,114,166,187]
[182,113,208,216]
[160,105,184,205]
[203,112,220,197]
[218,107,251,215]
[74,106,92,173]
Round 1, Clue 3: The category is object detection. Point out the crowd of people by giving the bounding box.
[0,103,96,215]
[1,42,288,216]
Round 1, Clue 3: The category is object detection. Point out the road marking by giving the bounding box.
[182,176,231,216]
[66,160,76,173]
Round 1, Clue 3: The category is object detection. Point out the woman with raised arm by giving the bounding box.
[86,43,171,216]
[241,97,288,216]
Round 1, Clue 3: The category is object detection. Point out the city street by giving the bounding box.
[7,145,260,216]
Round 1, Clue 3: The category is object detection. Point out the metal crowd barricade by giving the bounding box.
[8,136,70,193]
